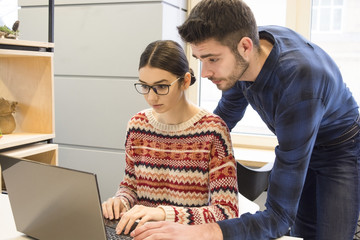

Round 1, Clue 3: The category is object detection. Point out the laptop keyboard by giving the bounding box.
[104,219,137,240]
[105,225,133,240]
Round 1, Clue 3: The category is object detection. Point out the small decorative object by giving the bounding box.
[0,20,20,39]
[0,97,18,134]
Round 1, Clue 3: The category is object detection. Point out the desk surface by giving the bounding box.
[0,194,301,240]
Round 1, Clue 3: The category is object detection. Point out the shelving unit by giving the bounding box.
[1,0,56,191]
[0,38,57,165]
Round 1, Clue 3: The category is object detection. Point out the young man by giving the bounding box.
[130,0,360,240]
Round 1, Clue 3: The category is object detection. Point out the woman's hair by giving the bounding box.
[177,0,259,54]
[139,40,196,85]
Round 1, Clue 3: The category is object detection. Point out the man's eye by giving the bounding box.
[209,58,218,62]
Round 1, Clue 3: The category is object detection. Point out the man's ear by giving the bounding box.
[237,37,253,60]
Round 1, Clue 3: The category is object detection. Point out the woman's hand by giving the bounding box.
[102,197,127,220]
[116,205,166,235]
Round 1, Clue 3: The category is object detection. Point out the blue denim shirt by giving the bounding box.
[215,26,359,239]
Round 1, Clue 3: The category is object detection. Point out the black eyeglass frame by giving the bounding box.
[134,77,183,95]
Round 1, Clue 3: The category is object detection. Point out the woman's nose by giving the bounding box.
[146,87,158,100]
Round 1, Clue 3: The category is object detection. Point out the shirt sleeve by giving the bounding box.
[114,130,138,210]
[159,117,239,224]
[214,82,249,131]
[218,99,325,239]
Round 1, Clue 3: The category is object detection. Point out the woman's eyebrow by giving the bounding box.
[138,79,169,84]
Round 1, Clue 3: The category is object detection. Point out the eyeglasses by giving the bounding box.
[134,77,182,95]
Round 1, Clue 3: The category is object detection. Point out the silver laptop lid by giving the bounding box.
[0,154,107,240]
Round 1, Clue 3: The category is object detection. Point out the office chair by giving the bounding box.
[237,161,273,201]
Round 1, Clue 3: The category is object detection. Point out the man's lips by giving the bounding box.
[211,79,222,84]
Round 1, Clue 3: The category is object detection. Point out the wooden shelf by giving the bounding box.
[0,38,54,48]
[0,48,53,57]
[0,38,54,53]
[0,143,58,165]
[0,133,55,150]
[0,39,57,169]
[0,40,55,153]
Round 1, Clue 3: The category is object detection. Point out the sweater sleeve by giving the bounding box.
[159,116,239,224]
[114,127,138,210]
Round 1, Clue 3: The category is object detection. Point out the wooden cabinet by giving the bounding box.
[0,38,57,168]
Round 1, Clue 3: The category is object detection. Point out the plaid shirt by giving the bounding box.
[215,26,359,239]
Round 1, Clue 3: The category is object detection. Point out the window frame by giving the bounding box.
[312,0,344,33]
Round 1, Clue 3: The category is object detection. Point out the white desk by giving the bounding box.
[0,194,301,240]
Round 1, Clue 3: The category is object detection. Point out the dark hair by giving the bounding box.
[139,40,196,85]
[177,0,259,54]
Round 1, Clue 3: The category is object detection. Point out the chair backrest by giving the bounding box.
[236,161,273,201]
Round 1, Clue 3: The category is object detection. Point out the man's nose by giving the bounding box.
[201,63,213,79]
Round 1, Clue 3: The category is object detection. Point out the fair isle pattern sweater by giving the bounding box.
[115,108,239,224]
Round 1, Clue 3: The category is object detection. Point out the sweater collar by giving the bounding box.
[144,108,209,132]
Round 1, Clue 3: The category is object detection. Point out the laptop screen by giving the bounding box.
[0,154,108,240]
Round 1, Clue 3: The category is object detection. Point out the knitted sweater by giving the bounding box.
[115,108,239,224]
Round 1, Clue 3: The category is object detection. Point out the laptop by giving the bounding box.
[0,154,136,240]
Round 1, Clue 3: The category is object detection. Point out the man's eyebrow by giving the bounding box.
[192,53,221,59]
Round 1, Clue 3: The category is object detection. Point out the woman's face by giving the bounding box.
[138,66,184,114]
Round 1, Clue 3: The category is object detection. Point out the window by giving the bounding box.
[310,0,360,106]
[312,0,344,32]
[0,0,18,27]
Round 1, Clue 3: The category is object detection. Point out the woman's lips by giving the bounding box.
[152,104,163,109]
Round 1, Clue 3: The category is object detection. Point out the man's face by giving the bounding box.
[191,38,249,91]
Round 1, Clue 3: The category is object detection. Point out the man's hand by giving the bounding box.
[130,221,223,240]
[116,205,166,235]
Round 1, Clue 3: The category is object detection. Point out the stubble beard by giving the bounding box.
[210,55,249,91]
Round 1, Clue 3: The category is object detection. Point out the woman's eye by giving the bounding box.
[156,85,168,90]
[141,85,150,90]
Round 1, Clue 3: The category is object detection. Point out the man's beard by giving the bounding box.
[209,53,249,91]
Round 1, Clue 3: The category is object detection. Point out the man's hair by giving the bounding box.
[139,40,196,85]
[178,0,259,53]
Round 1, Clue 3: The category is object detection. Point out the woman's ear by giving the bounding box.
[182,72,192,90]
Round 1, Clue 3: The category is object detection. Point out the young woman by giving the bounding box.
[102,40,238,235]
